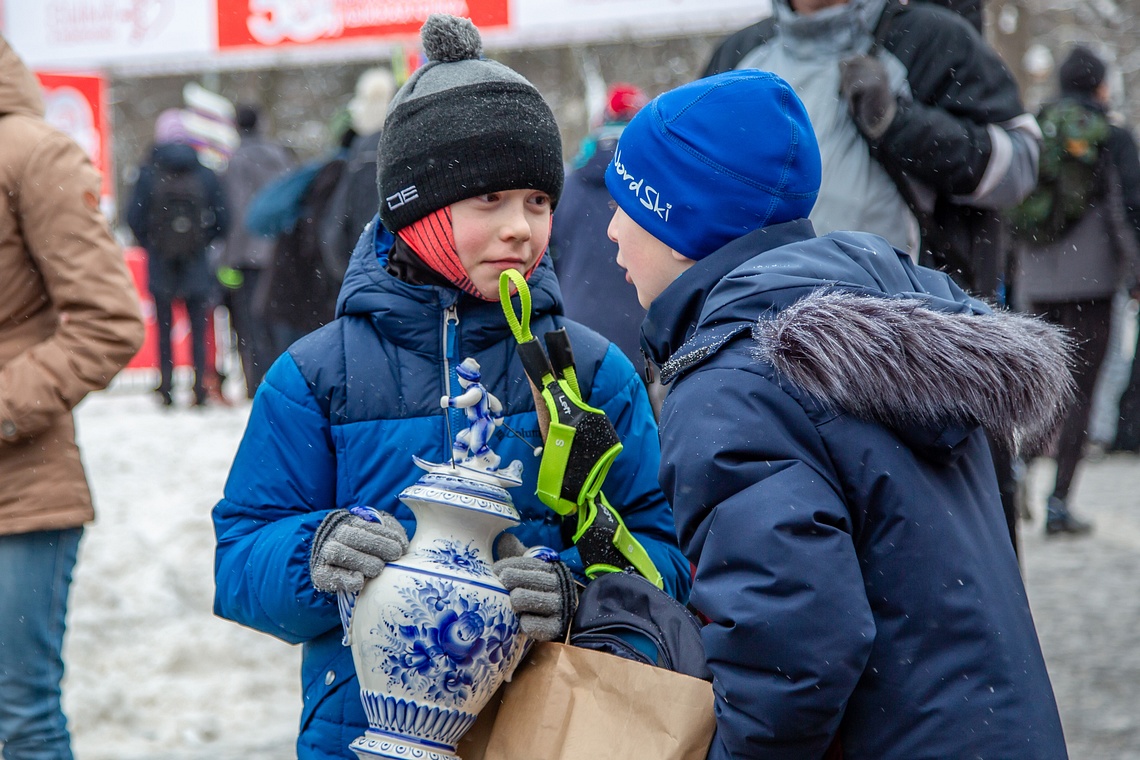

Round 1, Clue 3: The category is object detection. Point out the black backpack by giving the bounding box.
[146,164,213,261]
[569,571,711,681]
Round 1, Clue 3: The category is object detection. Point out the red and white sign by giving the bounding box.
[6,0,765,71]
[35,72,113,199]
[216,0,509,49]
[6,0,214,70]
[504,0,767,46]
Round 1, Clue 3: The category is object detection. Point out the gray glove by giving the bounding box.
[839,55,898,141]
[492,533,578,642]
[310,508,409,594]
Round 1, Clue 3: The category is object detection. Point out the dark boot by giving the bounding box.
[1044,496,1094,536]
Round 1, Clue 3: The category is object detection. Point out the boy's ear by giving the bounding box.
[670,249,697,264]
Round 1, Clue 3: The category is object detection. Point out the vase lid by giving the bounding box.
[400,457,523,523]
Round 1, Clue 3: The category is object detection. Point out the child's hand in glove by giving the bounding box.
[839,54,898,140]
[310,507,409,594]
[492,533,578,642]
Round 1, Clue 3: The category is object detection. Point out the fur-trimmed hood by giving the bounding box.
[646,222,1076,459]
[753,289,1075,456]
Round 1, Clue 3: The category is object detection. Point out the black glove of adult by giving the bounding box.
[492,533,578,642]
[839,54,898,141]
[310,508,409,594]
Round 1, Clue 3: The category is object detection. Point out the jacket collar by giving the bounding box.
[774,0,888,54]
[642,218,816,369]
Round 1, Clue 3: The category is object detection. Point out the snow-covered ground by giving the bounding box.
[65,382,299,760]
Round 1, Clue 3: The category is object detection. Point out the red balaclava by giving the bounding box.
[398,206,549,300]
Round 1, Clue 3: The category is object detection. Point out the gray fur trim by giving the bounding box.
[421,14,483,63]
[751,290,1076,455]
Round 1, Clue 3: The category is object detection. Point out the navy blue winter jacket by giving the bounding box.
[213,223,690,760]
[645,219,1068,759]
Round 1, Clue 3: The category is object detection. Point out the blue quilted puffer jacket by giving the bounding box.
[212,222,690,760]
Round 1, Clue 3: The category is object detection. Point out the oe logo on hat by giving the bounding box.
[387,185,419,210]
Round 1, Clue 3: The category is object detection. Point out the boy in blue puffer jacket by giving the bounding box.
[606,70,1071,759]
[211,15,690,760]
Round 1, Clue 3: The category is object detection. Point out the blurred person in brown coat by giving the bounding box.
[0,35,145,759]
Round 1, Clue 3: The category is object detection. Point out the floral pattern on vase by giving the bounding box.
[363,577,519,709]
[421,539,492,578]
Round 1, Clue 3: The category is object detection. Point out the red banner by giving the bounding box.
[217,0,509,49]
[34,72,112,199]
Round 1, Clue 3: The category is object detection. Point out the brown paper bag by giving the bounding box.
[480,641,715,760]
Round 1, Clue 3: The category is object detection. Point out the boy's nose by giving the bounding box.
[607,212,624,267]
[500,203,532,241]
[607,209,619,244]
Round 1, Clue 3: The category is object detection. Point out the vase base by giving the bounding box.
[350,732,459,760]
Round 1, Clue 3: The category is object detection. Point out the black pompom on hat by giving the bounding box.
[377,14,564,232]
[1059,46,1107,95]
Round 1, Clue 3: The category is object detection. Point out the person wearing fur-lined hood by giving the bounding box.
[607,71,1072,758]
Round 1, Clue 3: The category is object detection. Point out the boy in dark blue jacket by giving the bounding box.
[607,70,1071,759]
[211,15,689,760]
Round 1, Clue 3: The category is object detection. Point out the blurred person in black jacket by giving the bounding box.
[128,108,229,408]
[552,83,649,366]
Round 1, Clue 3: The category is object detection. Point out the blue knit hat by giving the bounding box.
[605,70,820,261]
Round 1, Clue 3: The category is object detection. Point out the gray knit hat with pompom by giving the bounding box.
[376,14,564,232]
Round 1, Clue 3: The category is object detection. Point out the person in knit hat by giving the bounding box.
[1058,45,1108,96]
[127,107,229,408]
[603,82,649,124]
[552,81,650,365]
[611,70,1071,758]
[212,15,689,759]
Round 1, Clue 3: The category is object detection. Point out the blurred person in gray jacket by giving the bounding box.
[219,104,293,398]
[1016,47,1140,536]
[705,0,1042,554]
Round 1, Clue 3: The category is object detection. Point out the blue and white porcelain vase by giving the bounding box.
[343,358,528,760]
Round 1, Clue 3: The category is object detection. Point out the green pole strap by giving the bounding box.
[498,269,533,344]
[575,492,664,590]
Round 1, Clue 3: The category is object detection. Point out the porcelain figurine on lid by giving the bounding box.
[441,358,509,472]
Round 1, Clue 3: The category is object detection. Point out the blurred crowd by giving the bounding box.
[119,14,1140,545]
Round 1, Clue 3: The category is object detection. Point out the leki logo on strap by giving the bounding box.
[613,150,672,222]
[387,185,419,210]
